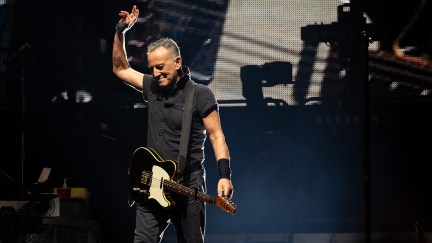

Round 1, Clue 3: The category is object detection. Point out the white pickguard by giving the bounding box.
[148,165,170,207]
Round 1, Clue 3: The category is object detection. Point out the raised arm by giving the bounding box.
[112,5,144,91]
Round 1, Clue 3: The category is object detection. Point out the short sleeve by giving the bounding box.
[195,83,218,118]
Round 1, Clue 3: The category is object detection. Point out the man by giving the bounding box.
[112,5,234,243]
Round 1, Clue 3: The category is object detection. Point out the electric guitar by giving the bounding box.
[128,147,237,215]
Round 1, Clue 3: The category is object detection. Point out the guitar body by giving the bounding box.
[128,147,178,208]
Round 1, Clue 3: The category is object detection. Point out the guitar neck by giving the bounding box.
[163,180,214,204]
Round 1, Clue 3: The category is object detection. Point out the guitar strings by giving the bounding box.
[141,170,214,200]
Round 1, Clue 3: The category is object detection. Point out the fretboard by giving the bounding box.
[163,180,215,204]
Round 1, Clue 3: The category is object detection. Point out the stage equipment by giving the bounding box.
[240,61,293,107]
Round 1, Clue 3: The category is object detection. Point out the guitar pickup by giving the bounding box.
[141,171,152,185]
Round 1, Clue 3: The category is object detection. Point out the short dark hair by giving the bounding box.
[147,37,181,58]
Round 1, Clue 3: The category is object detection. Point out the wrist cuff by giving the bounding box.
[217,158,231,180]
[115,22,131,34]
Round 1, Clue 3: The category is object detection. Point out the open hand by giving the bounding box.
[118,5,139,27]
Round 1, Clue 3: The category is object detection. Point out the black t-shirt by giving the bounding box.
[142,68,218,172]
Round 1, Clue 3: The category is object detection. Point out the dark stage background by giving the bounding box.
[1,0,432,242]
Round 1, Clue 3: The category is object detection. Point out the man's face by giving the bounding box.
[147,46,181,88]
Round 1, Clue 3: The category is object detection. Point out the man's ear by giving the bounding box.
[175,56,182,70]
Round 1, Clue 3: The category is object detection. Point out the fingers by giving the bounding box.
[219,190,231,198]
[129,5,139,19]
[225,188,233,199]
[217,187,224,197]
[118,5,139,18]
[132,5,139,15]
[217,179,233,199]
[118,5,140,26]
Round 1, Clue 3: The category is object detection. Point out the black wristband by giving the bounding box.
[115,21,131,34]
[217,158,231,180]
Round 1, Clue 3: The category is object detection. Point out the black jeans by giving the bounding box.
[133,169,206,243]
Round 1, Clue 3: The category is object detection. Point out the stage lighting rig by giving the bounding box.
[301,2,379,64]
[240,61,293,107]
[301,4,380,243]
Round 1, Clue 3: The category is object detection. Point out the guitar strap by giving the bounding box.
[178,80,197,176]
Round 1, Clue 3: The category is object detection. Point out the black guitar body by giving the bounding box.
[128,147,178,206]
